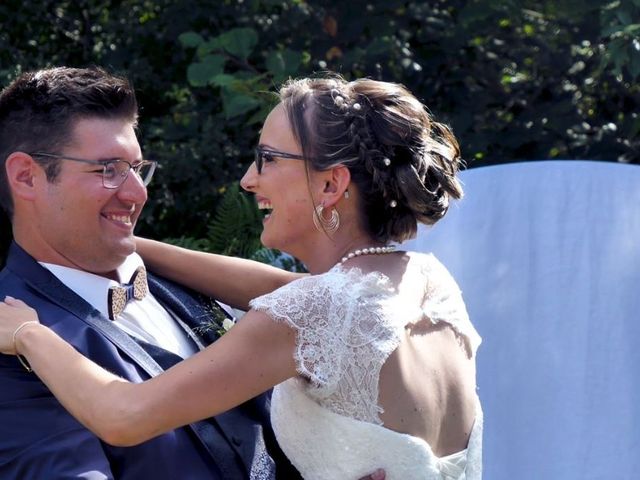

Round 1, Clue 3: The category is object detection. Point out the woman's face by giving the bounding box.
[240,104,324,257]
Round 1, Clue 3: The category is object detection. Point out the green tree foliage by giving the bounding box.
[1,0,638,266]
[164,182,263,257]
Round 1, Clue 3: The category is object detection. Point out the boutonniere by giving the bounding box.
[192,298,236,337]
[220,317,235,333]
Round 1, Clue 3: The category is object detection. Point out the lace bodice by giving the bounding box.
[250,252,481,423]
[249,252,482,479]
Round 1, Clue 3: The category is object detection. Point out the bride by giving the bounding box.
[0,76,482,479]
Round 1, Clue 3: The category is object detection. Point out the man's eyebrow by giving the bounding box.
[97,157,144,163]
[94,157,122,163]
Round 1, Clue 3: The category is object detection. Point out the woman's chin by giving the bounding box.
[259,231,276,250]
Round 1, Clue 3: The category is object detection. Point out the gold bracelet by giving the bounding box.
[12,321,39,373]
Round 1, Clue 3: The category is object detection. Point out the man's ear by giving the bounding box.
[321,165,351,207]
[5,152,41,202]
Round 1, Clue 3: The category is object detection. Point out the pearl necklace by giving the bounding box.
[339,245,396,265]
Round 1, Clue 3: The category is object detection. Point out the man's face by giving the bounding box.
[31,117,147,275]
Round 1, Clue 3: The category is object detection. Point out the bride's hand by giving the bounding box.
[0,296,41,355]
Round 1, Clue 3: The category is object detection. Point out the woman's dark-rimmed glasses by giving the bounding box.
[29,152,157,189]
[254,146,307,174]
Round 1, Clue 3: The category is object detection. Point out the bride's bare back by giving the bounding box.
[360,252,479,457]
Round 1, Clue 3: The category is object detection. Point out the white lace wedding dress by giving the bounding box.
[250,253,482,479]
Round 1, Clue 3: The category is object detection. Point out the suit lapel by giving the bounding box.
[146,274,258,468]
[6,242,163,377]
[147,274,229,346]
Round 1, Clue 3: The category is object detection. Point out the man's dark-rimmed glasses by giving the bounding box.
[29,152,157,189]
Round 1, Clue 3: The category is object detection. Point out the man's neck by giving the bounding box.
[13,236,123,282]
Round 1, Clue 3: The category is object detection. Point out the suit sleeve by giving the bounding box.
[0,354,115,479]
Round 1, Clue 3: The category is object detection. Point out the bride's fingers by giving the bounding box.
[4,295,27,307]
[4,296,34,310]
[0,297,40,328]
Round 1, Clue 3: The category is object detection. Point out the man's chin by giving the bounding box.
[87,252,134,278]
[113,231,136,248]
[116,243,136,260]
[103,239,136,266]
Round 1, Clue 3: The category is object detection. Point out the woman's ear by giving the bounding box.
[5,152,41,202]
[321,165,351,207]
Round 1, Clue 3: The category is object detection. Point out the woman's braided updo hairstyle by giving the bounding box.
[279,75,463,244]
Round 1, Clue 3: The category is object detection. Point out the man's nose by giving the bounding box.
[117,169,148,203]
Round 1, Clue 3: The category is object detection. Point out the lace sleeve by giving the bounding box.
[249,273,354,389]
[421,255,482,356]
[249,268,397,422]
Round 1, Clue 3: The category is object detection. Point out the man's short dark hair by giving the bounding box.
[0,66,138,216]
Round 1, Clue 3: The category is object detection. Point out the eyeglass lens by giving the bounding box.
[103,161,155,188]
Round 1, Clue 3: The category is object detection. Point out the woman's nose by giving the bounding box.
[240,161,258,192]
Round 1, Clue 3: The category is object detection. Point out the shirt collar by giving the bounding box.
[39,253,146,319]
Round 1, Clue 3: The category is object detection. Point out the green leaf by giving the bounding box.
[186,55,226,87]
[628,45,640,78]
[265,49,303,81]
[163,236,213,252]
[210,73,237,87]
[206,182,263,257]
[178,31,204,48]
[197,39,222,58]
[216,28,258,59]
[246,105,271,126]
[623,23,640,35]
[221,88,261,118]
[602,24,623,37]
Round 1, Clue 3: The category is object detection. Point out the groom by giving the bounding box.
[0,66,299,479]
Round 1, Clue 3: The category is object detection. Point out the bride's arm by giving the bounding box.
[2,299,296,447]
[136,237,302,310]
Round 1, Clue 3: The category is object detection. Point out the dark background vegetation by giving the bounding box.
[1,0,638,266]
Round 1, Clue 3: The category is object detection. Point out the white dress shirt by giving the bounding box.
[41,253,198,358]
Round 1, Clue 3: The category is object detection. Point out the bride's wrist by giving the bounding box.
[12,322,42,371]
[12,321,40,353]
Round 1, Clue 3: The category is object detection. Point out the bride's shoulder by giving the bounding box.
[253,267,368,305]
[403,250,456,282]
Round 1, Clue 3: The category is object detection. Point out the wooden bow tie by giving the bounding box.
[107,267,148,320]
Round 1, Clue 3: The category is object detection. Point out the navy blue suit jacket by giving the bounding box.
[0,242,294,479]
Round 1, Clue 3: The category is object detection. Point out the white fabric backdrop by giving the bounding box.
[401,160,640,479]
